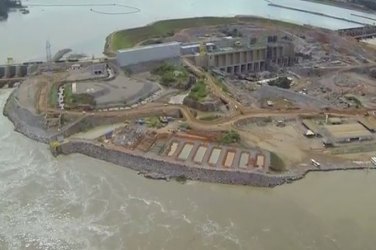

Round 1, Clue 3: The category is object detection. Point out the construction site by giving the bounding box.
[6,16,376,185]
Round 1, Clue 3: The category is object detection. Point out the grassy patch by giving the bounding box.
[219,130,241,144]
[268,77,292,89]
[152,63,189,89]
[64,83,96,109]
[146,116,162,128]
[270,152,286,172]
[179,122,191,130]
[345,95,362,108]
[48,84,58,108]
[106,16,309,54]
[188,80,208,101]
[199,114,221,121]
[108,17,240,51]
[213,78,229,93]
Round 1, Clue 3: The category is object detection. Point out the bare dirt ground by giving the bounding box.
[237,120,324,166]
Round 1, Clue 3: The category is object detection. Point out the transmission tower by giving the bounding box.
[46,40,52,71]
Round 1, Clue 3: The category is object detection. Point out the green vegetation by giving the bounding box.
[146,116,162,128]
[199,114,221,121]
[106,16,307,55]
[213,78,229,93]
[221,27,243,37]
[219,130,241,144]
[179,122,191,130]
[268,77,292,89]
[152,63,189,88]
[64,84,96,109]
[49,141,61,155]
[345,95,362,108]
[78,119,93,132]
[108,17,240,52]
[48,85,58,108]
[270,152,286,172]
[188,80,208,101]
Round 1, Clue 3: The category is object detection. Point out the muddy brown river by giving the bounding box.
[1,89,376,249]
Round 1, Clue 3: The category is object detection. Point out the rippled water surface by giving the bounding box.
[3,0,376,62]
[1,89,376,249]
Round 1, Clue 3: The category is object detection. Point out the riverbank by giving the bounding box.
[3,89,54,143]
[3,87,375,187]
[56,139,375,187]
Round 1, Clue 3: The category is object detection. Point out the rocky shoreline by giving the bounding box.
[3,90,55,143]
[3,88,375,187]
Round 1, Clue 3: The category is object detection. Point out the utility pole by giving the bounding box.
[46,40,52,72]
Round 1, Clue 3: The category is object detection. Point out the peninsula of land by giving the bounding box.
[4,16,376,187]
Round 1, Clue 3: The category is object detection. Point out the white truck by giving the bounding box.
[311,159,321,168]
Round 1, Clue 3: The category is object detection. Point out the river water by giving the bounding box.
[2,0,376,62]
[1,90,376,249]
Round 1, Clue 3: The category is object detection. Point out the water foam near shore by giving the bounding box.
[2,88,376,249]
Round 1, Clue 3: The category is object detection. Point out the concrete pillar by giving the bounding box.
[18,65,28,77]
[239,52,244,65]
[237,52,241,64]
[226,54,230,66]
[260,62,265,71]
[0,66,5,78]
[247,63,252,72]
[241,64,246,73]
[254,62,259,72]
[4,65,16,78]
[220,55,225,67]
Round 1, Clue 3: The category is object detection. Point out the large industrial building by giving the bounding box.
[115,35,295,75]
[116,42,181,69]
[322,123,374,144]
[186,35,296,74]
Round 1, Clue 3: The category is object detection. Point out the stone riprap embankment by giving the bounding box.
[3,89,55,143]
[59,140,375,187]
[59,140,300,187]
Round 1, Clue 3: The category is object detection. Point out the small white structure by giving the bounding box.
[311,159,321,168]
[371,157,376,166]
[305,129,315,137]
[72,82,77,94]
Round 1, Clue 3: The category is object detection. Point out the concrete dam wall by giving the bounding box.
[0,64,30,79]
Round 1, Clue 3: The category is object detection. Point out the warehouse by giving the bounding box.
[116,42,181,68]
[323,123,373,143]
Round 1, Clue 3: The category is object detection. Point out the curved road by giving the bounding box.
[37,61,376,133]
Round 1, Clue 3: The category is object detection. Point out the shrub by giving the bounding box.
[188,81,208,101]
[268,77,291,89]
[219,130,240,144]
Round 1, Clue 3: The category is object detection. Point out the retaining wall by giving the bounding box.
[60,140,298,187]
